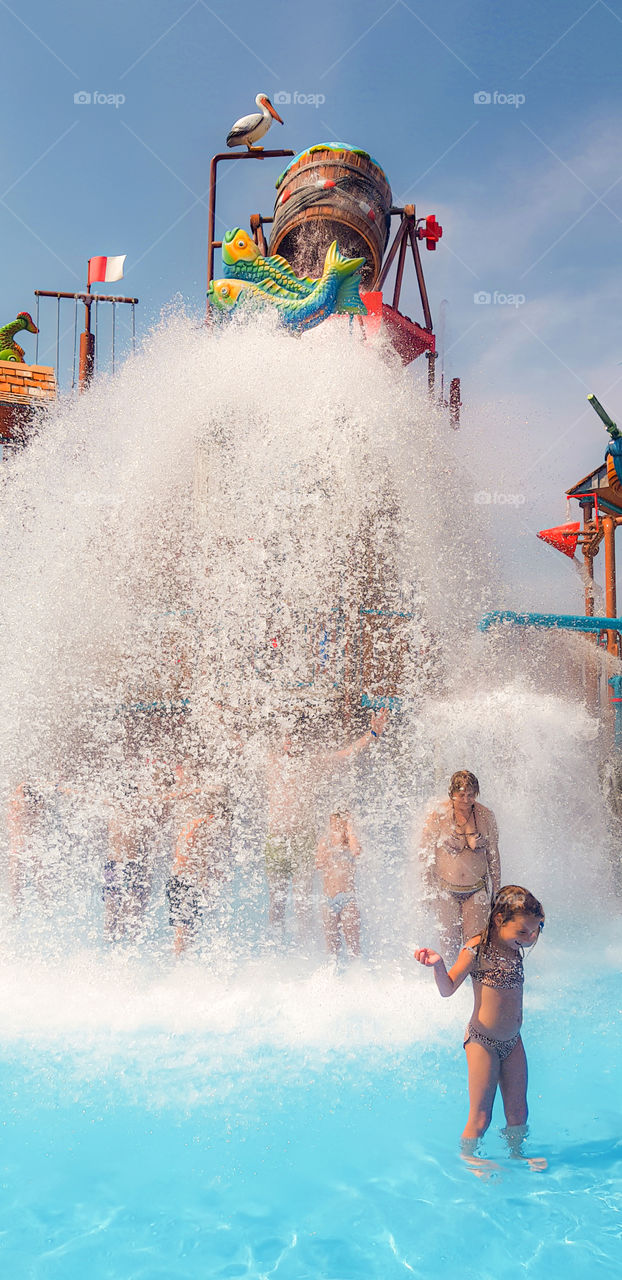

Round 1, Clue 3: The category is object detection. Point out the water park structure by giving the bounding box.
[1,138,458,729]
[0,116,470,964]
[481,396,622,633]
[207,141,459,417]
[1,74,622,1277]
[477,388,622,818]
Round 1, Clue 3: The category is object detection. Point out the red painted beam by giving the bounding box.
[360,293,435,364]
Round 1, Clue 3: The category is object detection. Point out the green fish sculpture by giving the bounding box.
[209,240,366,332]
[0,311,39,362]
[221,228,317,298]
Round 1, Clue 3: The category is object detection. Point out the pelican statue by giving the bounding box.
[226,94,284,152]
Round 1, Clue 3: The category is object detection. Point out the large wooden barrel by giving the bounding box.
[269,145,392,288]
[607,452,622,495]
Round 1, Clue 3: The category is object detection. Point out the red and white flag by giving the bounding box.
[87,254,126,286]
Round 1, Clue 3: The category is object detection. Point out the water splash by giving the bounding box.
[0,307,615,989]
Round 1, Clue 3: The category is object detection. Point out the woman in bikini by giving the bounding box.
[419,770,501,962]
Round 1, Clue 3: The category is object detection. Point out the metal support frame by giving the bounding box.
[375,205,446,399]
[603,515,619,654]
[569,490,620,655]
[34,289,138,392]
[376,206,434,329]
[249,213,271,255]
[581,499,596,618]
[206,149,295,306]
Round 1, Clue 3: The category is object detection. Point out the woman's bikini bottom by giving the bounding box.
[437,875,489,902]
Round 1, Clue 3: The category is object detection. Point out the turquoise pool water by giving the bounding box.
[1,944,620,1279]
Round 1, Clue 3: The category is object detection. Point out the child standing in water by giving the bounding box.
[415,885,545,1165]
[316,811,361,958]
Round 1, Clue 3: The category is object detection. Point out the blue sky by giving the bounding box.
[3,0,622,605]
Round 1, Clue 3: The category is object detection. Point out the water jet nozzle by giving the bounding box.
[587,393,621,440]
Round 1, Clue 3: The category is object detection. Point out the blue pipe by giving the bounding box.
[479,611,622,750]
[361,692,402,711]
[478,610,622,634]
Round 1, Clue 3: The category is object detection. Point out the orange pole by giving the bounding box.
[581,502,599,709]
[78,293,94,392]
[603,515,618,654]
[582,502,595,618]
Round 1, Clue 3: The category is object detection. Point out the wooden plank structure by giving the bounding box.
[566,460,622,517]
[269,146,393,287]
[0,362,56,453]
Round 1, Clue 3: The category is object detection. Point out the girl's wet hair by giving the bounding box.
[330,809,350,822]
[479,884,544,952]
[449,770,479,797]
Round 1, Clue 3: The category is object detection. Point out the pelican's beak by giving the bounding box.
[265,98,284,124]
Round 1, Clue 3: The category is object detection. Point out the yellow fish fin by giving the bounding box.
[264,254,317,288]
[323,240,366,278]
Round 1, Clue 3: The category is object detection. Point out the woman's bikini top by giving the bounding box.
[439,804,484,854]
[466,942,524,990]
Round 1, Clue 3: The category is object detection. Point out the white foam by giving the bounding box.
[0,308,616,1009]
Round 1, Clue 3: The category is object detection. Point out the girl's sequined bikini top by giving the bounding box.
[466,942,524,990]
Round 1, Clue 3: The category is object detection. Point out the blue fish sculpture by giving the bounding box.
[221,228,317,298]
[208,240,367,331]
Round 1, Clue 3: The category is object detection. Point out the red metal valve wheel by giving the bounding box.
[417,214,443,250]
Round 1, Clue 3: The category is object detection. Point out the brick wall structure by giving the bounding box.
[0,363,56,442]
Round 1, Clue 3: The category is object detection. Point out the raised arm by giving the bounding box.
[321,708,389,766]
[414,943,475,997]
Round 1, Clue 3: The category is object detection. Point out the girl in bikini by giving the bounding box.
[415,885,545,1163]
[419,770,501,961]
[316,811,362,958]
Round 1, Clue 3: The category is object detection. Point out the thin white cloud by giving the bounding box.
[395,113,622,608]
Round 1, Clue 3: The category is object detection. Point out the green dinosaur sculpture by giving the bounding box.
[0,311,39,362]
